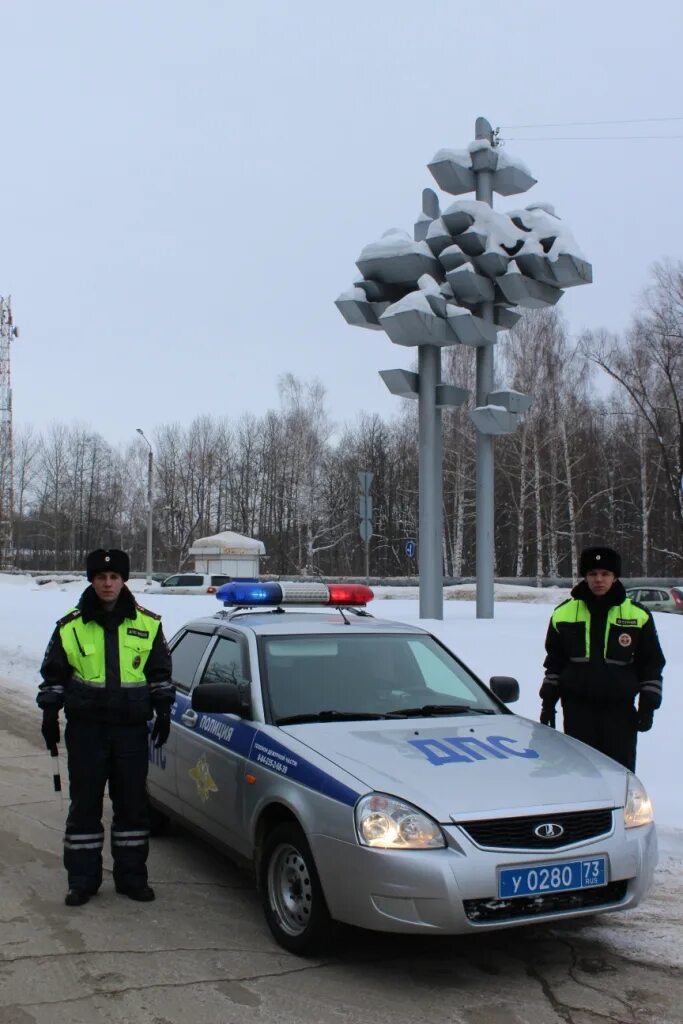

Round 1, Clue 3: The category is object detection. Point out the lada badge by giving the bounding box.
[534,822,564,840]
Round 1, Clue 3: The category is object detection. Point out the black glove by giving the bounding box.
[151,709,171,748]
[636,708,654,732]
[41,707,60,749]
[540,703,556,728]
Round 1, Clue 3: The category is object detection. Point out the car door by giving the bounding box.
[175,629,254,854]
[160,575,181,593]
[148,626,214,810]
[174,574,204,595]
[651,588,673,612]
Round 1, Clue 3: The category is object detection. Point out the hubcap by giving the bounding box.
[267,842,313,936]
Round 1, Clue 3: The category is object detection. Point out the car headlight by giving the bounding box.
[355,793,445,849]
[624,773,654,829]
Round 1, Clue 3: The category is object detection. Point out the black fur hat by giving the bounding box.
[86,548,130,582]
[579,545,621,577]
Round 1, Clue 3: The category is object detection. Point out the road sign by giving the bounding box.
[405,539,416,558]
[359,520,373,543]
[358,473,373,543]
[358,471,374,494]
[358,496,373,520]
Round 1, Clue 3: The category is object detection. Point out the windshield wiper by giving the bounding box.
[386,704,496,718]
[276,710,390,725]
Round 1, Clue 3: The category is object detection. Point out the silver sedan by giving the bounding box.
[147,581,657,954]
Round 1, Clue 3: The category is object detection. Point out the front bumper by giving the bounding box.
[308,819,657,934]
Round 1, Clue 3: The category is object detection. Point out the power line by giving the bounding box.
[504,134,683,141]
[509,135,683,141]
[499,115,683,129]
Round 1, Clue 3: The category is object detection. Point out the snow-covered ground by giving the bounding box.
[1,574,680,848]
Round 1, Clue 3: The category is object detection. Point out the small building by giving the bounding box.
[188,530,265,578]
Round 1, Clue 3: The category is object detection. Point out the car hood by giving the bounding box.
[282,715,628,821]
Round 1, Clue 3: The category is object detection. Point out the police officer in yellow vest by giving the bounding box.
[540,545,664,771]
[37,549,174,907]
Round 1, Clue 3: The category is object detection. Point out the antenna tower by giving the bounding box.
[0,297,19,567]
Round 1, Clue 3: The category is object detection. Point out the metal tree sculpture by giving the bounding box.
[337,117,591,619]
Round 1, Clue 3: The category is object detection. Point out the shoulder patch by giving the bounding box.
[57,608,81,627]
[135,604,161,621]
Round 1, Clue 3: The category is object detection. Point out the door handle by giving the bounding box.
[181,709,198,727]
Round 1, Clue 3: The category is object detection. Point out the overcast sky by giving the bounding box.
[2,0,681,444]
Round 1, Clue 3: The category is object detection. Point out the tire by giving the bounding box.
[260,823,334,955]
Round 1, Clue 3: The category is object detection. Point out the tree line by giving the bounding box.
[7,260,683,579]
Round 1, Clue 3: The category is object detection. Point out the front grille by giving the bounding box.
[464,880,628,923]
[458,809,613,850]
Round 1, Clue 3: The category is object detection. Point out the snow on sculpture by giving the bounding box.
[337,189,591,348]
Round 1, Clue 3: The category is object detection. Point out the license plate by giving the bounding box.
[498,856,607,899]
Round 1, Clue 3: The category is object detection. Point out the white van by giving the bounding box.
[148,573,232,595]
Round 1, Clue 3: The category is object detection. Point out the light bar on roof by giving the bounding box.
[216,581,373,607]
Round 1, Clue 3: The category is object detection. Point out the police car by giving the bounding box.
[147,581,657,954]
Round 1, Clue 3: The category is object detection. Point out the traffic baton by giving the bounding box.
[49,744,62,792]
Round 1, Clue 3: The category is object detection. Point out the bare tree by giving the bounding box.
[583,259,683,564]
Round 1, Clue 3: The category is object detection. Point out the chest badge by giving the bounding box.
[618,633,632,648]
[189,755,218,803]
[132,655,141,669]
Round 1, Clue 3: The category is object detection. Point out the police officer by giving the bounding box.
[539,545,665,771]
[37,549,175,907]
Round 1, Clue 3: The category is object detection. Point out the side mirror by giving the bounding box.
[192,682,245,716]
[489,676,520,704]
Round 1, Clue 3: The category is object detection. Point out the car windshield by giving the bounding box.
[261,633,501,723]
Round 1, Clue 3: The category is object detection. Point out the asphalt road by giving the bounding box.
[2,683,682,1024]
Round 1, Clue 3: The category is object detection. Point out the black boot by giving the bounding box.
[115,884,155,902]
[65,889,92,906]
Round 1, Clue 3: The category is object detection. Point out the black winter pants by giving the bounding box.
[561,697,638,771]
[64,719,150,893]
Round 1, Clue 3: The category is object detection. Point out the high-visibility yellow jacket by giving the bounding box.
[541,581,664,708]
[37,586,174,724]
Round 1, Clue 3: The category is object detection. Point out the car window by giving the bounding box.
[640,590,657,603]
[178,575,202,586]
[656,590,671,601]
[262,633,498,721]
[407,638,483,701]
[210,575,232,587]
[171,630,213,690]
[199,637,246,687]
[163,576,180,587]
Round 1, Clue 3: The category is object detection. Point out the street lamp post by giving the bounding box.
[136,428,153,584]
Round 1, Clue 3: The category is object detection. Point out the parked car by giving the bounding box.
[625,586,683,614]
[148,573,232,595]
[147,580,657,954]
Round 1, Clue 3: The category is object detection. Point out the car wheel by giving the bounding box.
[260,823,333,955]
